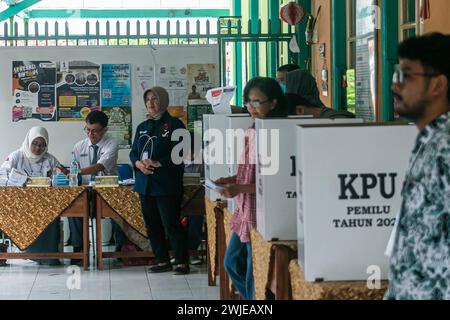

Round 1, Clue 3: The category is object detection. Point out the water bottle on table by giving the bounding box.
[69,153,79,187]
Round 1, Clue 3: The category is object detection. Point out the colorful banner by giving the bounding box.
[12,61,57,122]
[101,64,131,107]
[56,61,101,121]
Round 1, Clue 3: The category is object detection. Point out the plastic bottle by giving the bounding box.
[69,153,79,187]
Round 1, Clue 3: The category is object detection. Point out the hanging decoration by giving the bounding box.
[420,0,431,21]
[279,2,306,26]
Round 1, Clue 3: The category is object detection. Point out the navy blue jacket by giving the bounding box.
[130,112,185,196]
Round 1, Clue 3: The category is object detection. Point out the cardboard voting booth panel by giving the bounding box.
[226,115,252,214]
[296,124,417,281]
[255,118,364,241]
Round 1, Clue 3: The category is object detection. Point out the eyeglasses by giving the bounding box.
[392,65,440,85]
[31,141,46,150]
[84,127,104,135]
[245,99,270,109]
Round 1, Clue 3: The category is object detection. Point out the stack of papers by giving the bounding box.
[27,176,51,187]
[183,173,201,186]
[8,168,28,187]
[94,176,119,188]
[52,173,70,187]
[0,168,8,186]
[119,178,135,186]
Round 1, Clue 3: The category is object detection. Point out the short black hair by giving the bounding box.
[285,93,320,115]
[86,110,109,128]
[398,33,450,102]
[243,77,287,118]
[277,64,301,73]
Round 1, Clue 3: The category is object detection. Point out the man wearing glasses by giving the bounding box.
[69,111,118,265]
[385,33,450,300]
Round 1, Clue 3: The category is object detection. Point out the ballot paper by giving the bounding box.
[205,87,235,115]
[204,179,225,192]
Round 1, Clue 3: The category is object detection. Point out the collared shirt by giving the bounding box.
[228,124,257,243]
[1,150,60,177]
[385,112,450,300]
[73,136,118,185]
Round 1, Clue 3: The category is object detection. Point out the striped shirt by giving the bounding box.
[229,124,257,243]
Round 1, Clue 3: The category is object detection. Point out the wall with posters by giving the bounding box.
[0,45,218,165]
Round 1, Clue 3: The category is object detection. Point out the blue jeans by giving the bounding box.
[224,232,254,300]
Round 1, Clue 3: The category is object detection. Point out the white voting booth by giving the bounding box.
[203,114,252,202]
[296,124,417,281]
[226,115,252,213]
[255,117,363,241]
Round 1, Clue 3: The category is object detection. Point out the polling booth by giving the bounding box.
[225,115,252,214]
[296,123,417,282]
[255,117,364,241]
[203,114,231,202]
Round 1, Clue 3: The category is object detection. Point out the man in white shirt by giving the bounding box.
[69,111,118,264]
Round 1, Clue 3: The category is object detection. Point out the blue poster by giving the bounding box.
[101,64,131,107]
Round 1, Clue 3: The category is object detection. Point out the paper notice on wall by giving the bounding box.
[135,65,155,99]
[205,87,235,115]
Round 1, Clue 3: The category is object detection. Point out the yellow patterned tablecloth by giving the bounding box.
[95,187,147,237]
[250,229,297,300]
[289,260,388,300]
[0,187,86,250]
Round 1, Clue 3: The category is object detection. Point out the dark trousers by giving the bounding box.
[139,194,188,265]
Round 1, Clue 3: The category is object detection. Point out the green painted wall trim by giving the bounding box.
[0,0,42,22]
[331,0,347,111]
[233,0,243,106]
[249,0,259,78]
[268,0,280,78]
[381,0,399,122]
[26,9,230,19]
[296,0,311,69]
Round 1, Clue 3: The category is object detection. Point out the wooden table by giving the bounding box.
[95,186,207,270]
[289,259,388,300]
[250,229,297,300]
[0,187,90,270]
[95,187,153,271]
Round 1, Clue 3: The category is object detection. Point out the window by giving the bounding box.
[346,0,357,114]
[399,0,420,41]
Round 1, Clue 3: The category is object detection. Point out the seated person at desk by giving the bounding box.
[285,93,356,119]
[1,126,67,265]
[69,111,119,264]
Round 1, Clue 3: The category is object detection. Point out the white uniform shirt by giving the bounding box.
[73,136,118,185]
[1,150,60,177]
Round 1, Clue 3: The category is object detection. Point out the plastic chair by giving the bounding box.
[117,164,134,181]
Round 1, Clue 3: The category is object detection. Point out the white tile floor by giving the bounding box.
[0,251,219,300]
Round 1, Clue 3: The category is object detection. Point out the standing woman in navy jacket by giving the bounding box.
[130,87,189,275]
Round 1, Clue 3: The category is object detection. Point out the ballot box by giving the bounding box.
[296,123,417,281]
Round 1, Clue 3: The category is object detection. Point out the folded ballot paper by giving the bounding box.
[204,179,225,192]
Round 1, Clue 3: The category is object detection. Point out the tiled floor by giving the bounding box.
[0,254,219,300]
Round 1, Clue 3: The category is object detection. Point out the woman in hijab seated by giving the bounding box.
[1,126,68,266]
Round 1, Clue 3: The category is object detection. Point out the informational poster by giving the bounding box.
[156,64,188,106]
[100,64,132,148]
[101,64,131,107]
[56,60,101,121]
[187,64,218,101]
[12,61,57,122]
[355,0,377,122]
[103,107,132,149]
